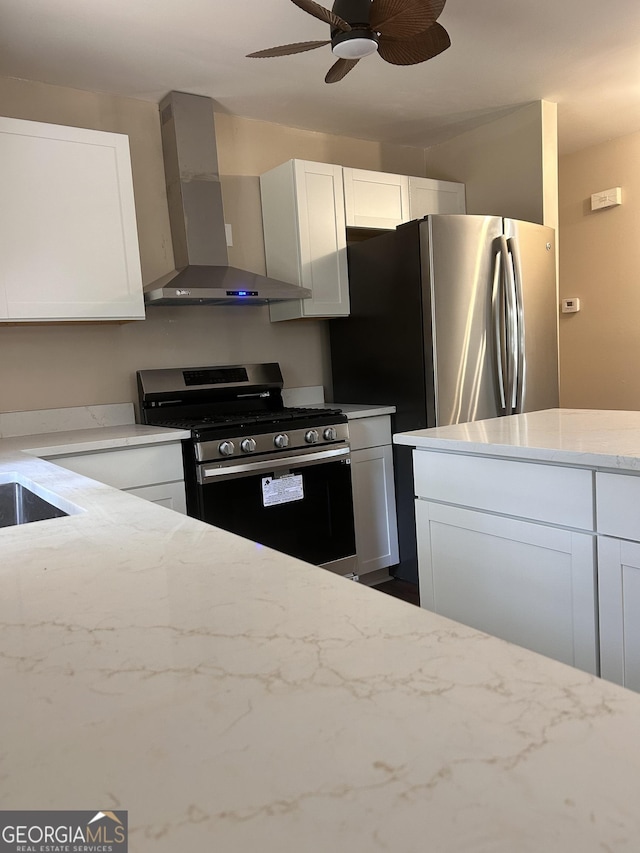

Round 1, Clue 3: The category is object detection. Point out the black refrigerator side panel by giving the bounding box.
[330,220,435,431]
[329,220,435,584]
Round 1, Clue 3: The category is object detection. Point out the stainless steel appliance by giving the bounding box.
[137,363,357,575]
[330,214,559,582]
[144,92,311,306]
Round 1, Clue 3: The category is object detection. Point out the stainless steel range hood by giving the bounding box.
[144,91,311,306]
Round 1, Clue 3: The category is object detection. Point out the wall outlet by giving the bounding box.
[591,187,622,211]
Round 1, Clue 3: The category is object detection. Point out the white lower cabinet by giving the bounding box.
[412,448,598,675]
[596,472,640,690]
[46,443,186,513]
[416,500,598,673]
[597,537,640,690]
[349,415,399,582]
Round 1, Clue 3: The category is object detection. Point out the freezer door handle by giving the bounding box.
[491,241,508,414]
[502,236,519,414]
[507,237,526,413]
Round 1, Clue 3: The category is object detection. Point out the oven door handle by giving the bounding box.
[197,445,351,484]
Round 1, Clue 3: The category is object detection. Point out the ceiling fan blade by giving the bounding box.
[290,0,352,32]
[247,40,330,58]
[371,0,445,39]
[378,21,450,65]
[325,57,360,83]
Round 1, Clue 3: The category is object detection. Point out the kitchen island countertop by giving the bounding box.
[393,407,640,471]
[2,417,640,850]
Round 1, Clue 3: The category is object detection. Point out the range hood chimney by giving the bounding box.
[144,91,311,306]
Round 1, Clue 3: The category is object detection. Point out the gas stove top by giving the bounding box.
[149,406,344,434]
[137,363,349,462]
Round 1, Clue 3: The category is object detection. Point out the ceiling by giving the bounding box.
[2,0,640,156]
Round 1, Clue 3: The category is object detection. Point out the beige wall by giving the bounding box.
[558,130,640,409]
[424,101,558,227]
[0,77,427,413]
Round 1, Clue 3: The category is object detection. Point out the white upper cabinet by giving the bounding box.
[408,176,466,218]
[260,158,467,320]
[0,116,144,322]
[343,169,466,229]
[343,168,410,229]
[261,159,350,321]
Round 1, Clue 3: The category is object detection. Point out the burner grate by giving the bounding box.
[152,406,344,433]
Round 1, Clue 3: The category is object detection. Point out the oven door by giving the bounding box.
[194,446,357,573]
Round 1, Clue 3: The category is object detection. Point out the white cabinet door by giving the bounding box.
[0,116,144,321]
[126,482,187,514]
[416,500,598,674]
[408,176,466,218]
[261,159,349,321]
[351,444,399,576]
[598,536,640,691]
[343,168,410,229]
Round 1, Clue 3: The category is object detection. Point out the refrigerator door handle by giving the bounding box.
[491,241,507,414]
[500,236,518,414]
[507,236,526,413]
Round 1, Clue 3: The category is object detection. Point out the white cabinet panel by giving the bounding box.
[261,159,349,320]
[598,536,640,690]
[596,472,640,540]
[46,443,186,514]
[126,481,187,514]
[417,500,598,674]
[408,176,466,218]
[49,444,184,490]
[351,444,399,575]
[343,168,409,229]
[0,116,144,321]
[413,449,594,530]
[348,415,392,452]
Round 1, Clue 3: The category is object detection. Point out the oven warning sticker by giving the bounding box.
[262,474,304,507]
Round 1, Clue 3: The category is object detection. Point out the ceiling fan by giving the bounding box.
[247,0,451,83]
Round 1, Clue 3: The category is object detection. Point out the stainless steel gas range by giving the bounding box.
[137,363,357,576]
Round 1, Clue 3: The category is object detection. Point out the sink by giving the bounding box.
[0,481,69,527]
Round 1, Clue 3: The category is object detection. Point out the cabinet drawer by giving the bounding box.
[348,416,392,451]
[413,450,594,529]
[596,472,640,540]
[49,444,184,490]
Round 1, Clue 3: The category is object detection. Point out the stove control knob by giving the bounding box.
[241,438,257,454]
[218,440,235,457]
[274,433,290,449]
[323,427,337,442]
[305,429,319,444]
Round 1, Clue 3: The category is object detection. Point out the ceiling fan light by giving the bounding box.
[332,36,378,59]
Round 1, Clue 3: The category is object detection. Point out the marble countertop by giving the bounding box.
[11,422,191,457]
[394,408,640,471]
[3,418,640,849]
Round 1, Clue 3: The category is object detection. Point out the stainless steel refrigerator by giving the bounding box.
[329,214,559,583]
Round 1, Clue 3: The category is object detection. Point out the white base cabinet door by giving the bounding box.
[126,482,187,514]
[0,116,144,321]
[351,444,399,576]
[416,500,598,674]
[598,536,640,691]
